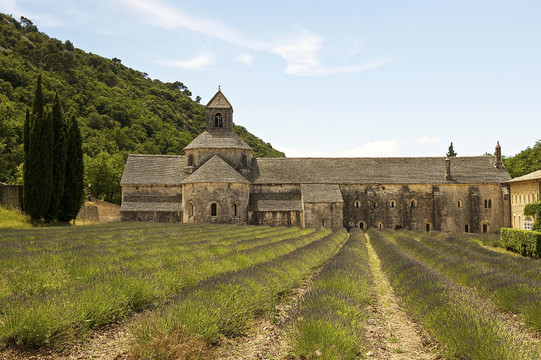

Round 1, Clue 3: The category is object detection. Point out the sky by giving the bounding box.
[2,0,540,158]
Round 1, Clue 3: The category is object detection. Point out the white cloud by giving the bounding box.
[279,140,399,158]
[415,136,441,145]
[122,0,394,76]
[237,53,254,66]
[159,51,214,69]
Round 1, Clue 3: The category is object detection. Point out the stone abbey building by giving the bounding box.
[120,89,512,233]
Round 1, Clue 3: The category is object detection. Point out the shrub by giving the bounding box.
[500,228,541,257]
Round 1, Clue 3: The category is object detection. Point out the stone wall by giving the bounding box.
[0,184,23,210]
[509,180,541,229]
[77,197,121,222]
[303,202,343,229]
[183,182,250,224]
[340,183,507,233]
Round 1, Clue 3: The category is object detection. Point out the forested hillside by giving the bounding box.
[0,14,284,203]
[503,140,541,178]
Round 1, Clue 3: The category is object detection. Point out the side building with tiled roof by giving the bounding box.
[120,89,512,233]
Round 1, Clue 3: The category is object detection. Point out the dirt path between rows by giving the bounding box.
[364,236,445,360]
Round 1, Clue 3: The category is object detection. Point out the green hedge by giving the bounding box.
[500,228,541,258]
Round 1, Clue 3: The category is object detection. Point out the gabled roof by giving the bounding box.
[120,154,186,186]
[207,89,233,110]
[507,169,541,183]
[183,155,251,184]
[301,184,344,203]
[252,156,511,185]
[120,202,182,212]
[249,192,303,211]
[184,131,252,150]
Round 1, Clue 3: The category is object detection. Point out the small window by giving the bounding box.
[457,199,462,208]
[464,223,469,233]
[426,223,431,232]
[488,199,492,208]
[373,201,378,208]
[482,223,488,233]
[378,222,383,230]
[210,203,217,217]
[358,221,365,230]
[242,154,248,167]
[322,219,326,228]
[234,202,239,217]
[390,199,396,208]
[524,217,533,231]
[187,154,193,166]
[189,202,194,217]
[214,113,223,128]
[354,200,361,208]
[410,199,418,208]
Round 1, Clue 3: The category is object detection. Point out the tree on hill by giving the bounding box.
[0,13,284,194]
[503,140,541,178]
[446,142,457,157]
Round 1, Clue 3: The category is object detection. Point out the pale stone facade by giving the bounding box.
[507,170,541,230]
[120,89,512,233]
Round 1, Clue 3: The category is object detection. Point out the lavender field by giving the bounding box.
[0,223,539,360]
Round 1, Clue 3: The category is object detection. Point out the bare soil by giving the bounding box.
[364,238,445,360]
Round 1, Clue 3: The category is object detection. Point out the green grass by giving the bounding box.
[0,206,32,229]
[368,229,540,360]
[287,229,374,360]
[0,223,321,349]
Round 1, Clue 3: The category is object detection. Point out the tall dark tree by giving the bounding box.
[46,94,68,221]
[59,115,84,222]
[24,75,54,220]
[447,142,457,157]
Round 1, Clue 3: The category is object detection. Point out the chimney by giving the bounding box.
[494,141,503,168]
[445,157,451,180]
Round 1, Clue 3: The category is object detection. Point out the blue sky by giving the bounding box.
[2,0,540,157]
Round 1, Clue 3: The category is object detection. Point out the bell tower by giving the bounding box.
[206,87,233,133]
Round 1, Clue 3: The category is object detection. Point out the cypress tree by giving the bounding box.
[22,109,30,212]
[59,115,84,222]
[46,93,67,221]
[24,75,54,220]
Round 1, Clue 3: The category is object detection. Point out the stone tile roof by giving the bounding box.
[120,154,186,185]
[301,184,344,203]
[120,202,182,212]
[183,155,251,184]
[183,131,252,150]
[249,192,303,211]
[252,156,511,185]
[507,169,541,183]
[207,89,233,109]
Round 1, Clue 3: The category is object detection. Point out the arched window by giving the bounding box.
[482,223,489,233]
[524,217,533,230]
[373,201,378,208]
[187,154,193,166]
[358,221,365,230]
[464,223,469,233]
[390,199,397,208]
[234,202,239,217]
[488,199,492,208]
[410,199,418,208]
[426,223,431,232]
[457,199,462,208]
[354,200,361,208]
[214,113,223,128]
[378,222,383,230]
[188,202,194,217]
[321,219,326,228]
[210,203,217,217]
